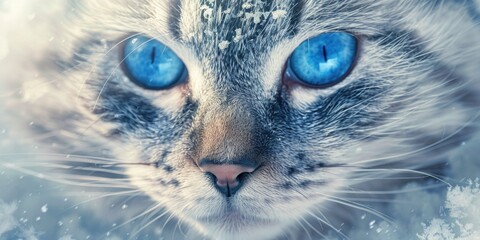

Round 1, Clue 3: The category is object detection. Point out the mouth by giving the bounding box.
[193,208,285,240]
[197,208,274,226]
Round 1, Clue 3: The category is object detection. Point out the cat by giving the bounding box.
[3,0,480,239]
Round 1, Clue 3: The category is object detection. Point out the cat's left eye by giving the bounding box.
[285,32,358,88]
[123,35,186,90]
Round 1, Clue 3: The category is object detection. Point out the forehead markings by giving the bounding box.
[170,0,304,100]
[168,0,183,40]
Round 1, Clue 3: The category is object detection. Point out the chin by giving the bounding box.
[174,202,290,240]
[194,217,287,240]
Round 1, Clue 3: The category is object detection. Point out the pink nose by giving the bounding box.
[199,164,255,188]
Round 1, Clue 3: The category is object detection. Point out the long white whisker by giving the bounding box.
[111,202,163,233]
[92,36,158,111]
[129,208,170,239]
[68,189,142,209]
[306,210,349,239]
[76,33,143,105]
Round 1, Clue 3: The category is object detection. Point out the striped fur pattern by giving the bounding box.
[4,0,480,239]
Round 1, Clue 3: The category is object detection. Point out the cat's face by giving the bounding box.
[18,0,480,239]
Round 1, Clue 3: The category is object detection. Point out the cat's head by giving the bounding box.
[12,0,480,239]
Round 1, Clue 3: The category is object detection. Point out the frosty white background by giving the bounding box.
[1,0,480,239]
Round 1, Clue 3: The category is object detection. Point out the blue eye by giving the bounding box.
[123,35,186,90]
[287,32,357,87]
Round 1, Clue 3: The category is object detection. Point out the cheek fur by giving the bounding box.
[2,0,480,239]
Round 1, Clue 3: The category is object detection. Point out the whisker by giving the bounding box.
[110,202,164,233]
[295,218,313,240]
[347,109,480,166]
[306,210,349,239]
[350,168,451,187]
[130,208,170,239]
[318,193,393,224]
[68,189,142,209]
[76,33,143,105]
[0,152,122,162]
[2,163,135,189]
[330,182,445,195]
[93,36,158,111]
[300,215,327,239]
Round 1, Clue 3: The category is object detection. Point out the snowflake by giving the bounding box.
[218,40,230,50]
[418,179,480,240]
[271,9,287,19]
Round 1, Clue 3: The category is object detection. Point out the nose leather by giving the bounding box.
[199,164,255,188]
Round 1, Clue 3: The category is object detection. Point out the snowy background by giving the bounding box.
[1,1,480,239]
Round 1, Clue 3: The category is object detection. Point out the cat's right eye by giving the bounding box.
[123,35,186,90]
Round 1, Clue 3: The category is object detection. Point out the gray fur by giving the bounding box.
[3,0,480,239]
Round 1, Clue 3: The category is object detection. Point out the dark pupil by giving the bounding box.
[150,46,156,64]
[322,45,328,62]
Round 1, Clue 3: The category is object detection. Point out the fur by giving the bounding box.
[2,0,480,239]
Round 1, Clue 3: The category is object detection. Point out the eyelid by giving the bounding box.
[284,32,360,89]
[122,34,188,90]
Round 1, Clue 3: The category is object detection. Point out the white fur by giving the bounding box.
[2,1,480,239]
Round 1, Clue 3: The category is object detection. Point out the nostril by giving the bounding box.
[236,171,250,183]
[200,164,254,183]
[204,171,252,197]
[199,161,258,197]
